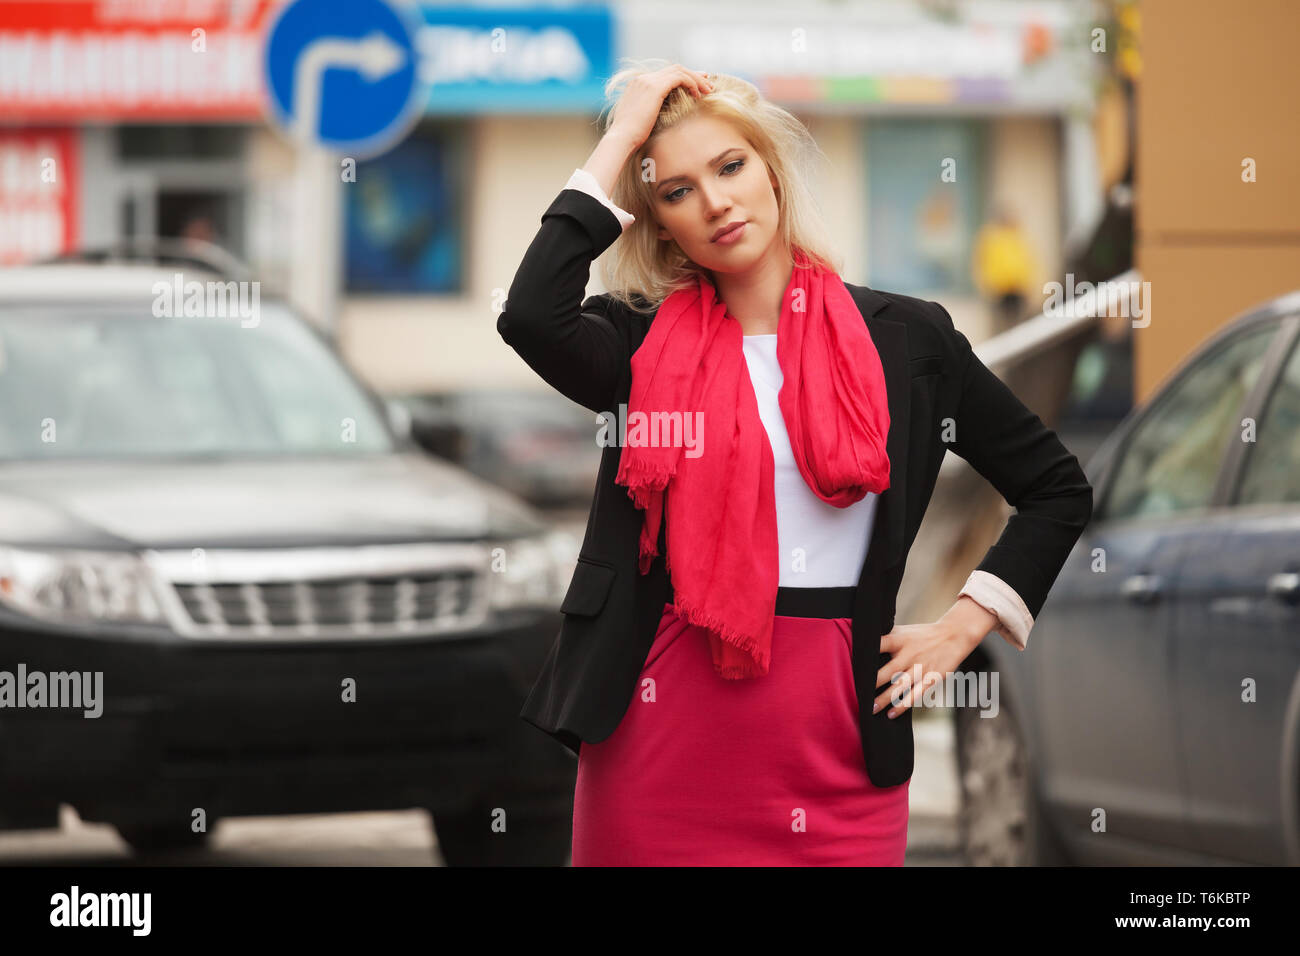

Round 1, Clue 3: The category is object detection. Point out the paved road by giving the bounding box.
[0,716,962,866]
[905,715,964,865]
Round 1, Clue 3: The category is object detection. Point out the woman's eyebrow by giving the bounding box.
[657,148,745,189]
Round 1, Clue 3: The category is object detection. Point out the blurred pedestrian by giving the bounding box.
[972,205,1039,334]
[178,212,217,244]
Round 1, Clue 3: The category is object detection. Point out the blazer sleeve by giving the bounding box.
[931,300,1094,626]
[496,185,634,415]
[959,568,1035,650]
[564,167,637,229]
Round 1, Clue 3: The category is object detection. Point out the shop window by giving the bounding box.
[157,190,241,249]
[113,125,247,258]
[866,118,986,294]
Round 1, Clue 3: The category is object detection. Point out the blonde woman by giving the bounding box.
[498,61,1092,866]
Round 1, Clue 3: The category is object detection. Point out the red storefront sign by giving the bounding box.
[0,128,79,264]
[0,0,278,120]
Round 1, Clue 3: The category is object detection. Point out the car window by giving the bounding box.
[1100,321,1278,521]
[1236,331,1300,506]
[0,304,393,460]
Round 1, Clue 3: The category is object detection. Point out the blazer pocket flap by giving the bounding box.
[560,558,617,616]
[909,354,943,377]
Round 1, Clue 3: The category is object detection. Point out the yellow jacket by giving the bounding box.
[972,224,1037,296]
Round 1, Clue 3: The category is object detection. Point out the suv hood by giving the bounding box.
[0,452,547,550]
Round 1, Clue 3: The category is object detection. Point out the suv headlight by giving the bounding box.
[487,529,579,612]
[0,545,166,627]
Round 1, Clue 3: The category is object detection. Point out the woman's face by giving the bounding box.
[644,114,782,274]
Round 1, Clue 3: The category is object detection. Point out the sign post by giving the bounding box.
[261,0,426,329]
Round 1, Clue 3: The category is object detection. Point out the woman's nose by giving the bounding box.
[699,187,731,218]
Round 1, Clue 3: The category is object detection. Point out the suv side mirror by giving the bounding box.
[411,420,467,462]
[385,398,413,440]
[388,398,467,462]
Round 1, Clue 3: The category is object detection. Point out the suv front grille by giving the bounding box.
[144,544,491,639]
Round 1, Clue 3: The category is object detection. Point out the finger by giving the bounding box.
[873,669,910,714]
[887,688,913,718]
[889,671,918,716]
[890,669,936,718]
[875,648,906,688]
[673,65,704,97]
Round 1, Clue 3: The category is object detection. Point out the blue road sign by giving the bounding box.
[263,0,424,158]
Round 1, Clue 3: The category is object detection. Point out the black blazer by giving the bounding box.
[497,187,1093,787]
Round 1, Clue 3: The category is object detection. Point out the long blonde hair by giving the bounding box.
[596,58,843,314]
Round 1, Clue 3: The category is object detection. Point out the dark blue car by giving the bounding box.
[957,288,1300,866]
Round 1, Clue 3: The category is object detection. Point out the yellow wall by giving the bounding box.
[1136,0,1300,402]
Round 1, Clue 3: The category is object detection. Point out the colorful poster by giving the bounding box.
[343,128,460,292]
[0,128,79,265]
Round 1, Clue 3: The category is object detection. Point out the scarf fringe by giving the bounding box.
[626,485,659,513]
[637,537,658,576]
[618,465,674,506]
[672,596,771,674]
[714,662,765,679]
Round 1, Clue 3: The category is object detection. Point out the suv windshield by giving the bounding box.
[0,302,395,460]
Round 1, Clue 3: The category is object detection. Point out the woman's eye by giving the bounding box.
[663,159,746,203]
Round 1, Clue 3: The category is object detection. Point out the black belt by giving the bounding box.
[774,586,856,620]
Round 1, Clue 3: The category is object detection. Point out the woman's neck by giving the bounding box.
[712,244,794,336]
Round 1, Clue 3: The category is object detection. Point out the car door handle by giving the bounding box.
[1266,572,1300,603]
[1121,573,1163,604]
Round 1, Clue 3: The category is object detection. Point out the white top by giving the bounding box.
[742,333,879,588]
[562,168,1034,650]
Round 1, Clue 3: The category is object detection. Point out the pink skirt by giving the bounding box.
[572,591,910,866]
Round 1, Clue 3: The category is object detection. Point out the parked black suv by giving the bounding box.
[0,255,579,865]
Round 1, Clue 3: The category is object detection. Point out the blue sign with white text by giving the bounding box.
[414,5,614,113]
[263,0,424,157]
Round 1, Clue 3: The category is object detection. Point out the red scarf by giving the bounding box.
[614,252,891,679]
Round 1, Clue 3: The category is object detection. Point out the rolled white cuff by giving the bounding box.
[958,570,1035,650]
[565,167,636,231]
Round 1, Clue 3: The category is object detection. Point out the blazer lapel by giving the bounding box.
[847,284,910,575]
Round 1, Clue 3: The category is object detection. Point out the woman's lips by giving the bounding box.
[713,221,747,245]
